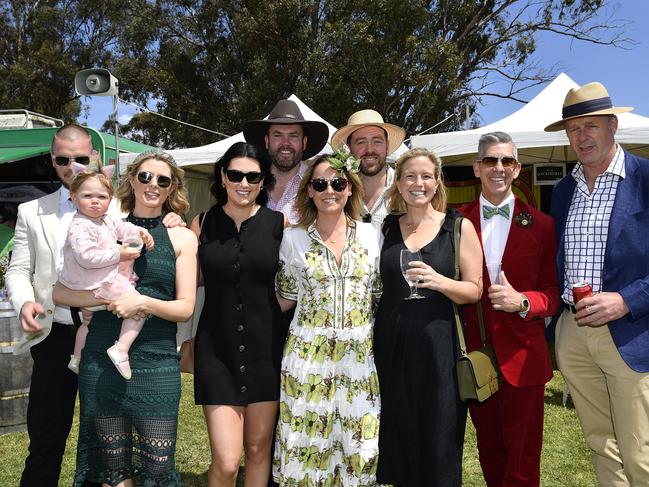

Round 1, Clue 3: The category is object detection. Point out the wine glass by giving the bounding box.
[400,248,425,300]
[123,234,144,256]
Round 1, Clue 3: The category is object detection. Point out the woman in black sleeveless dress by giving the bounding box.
[190,142,284,486]
[373,148,483,486]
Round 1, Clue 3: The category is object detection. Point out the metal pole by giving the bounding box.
[112,94,120,183]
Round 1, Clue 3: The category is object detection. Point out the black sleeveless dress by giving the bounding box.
[194,205,284,405]
[373,211,467,486]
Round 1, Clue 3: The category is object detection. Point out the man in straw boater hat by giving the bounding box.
[244,99,328,224]
[547,82,649,485]
[331,109,405,228]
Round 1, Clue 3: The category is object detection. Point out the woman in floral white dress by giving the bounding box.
[274,151,382,485]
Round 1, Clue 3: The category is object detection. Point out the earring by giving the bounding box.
[222,182,226,187]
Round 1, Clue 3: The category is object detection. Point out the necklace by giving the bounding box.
[317,225,344,244]
[405,219,420,233]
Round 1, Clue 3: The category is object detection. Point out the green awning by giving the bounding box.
[0,146,50,164]
[0,127,155,166]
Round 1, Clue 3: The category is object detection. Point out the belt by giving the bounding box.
[563,303,577,314]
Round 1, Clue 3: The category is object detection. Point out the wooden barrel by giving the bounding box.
[0,300,32,435]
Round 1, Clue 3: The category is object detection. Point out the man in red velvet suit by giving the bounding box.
[461,131,560,486]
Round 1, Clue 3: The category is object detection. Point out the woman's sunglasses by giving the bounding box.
[225,169,264,184]
[136,171,173,188]
[54,155,90,166]
[310,177,348,192]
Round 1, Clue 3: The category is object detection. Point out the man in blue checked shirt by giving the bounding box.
[547,81,649,486]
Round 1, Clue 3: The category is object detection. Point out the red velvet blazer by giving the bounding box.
[460,198,560,387]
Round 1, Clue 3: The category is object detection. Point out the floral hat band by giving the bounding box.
[327,149,360,174]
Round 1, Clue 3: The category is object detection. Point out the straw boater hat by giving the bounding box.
[243,99,329,159]
[544,81,633,132]
[331,109,406,155]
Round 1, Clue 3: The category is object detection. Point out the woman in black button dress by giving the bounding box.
[190,142,284,486]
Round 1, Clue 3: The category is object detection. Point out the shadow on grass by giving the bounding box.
[179,467,246,486]
[545,387,575,409]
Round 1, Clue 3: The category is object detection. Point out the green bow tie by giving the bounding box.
[483,204,510,219]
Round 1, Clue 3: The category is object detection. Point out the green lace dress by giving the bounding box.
[74,215,181,487]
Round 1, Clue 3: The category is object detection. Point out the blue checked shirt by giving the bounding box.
[562,145,625,304]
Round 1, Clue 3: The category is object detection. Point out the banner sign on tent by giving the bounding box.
[534,163,565,186]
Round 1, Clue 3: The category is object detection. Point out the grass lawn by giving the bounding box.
[0,371,594,486]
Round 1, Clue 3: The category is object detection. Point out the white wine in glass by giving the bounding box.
[400,248,425,300]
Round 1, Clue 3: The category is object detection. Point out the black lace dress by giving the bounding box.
[74,214,181,487]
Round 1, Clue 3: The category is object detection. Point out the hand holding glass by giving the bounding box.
[487,262,502,285]
[123,235,144,256]
[400,249,426,300]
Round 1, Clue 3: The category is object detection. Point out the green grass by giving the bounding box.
[0,372,594,486]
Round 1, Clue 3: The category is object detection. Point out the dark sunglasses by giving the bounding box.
[136,171,173,188]
[54,155,90,166]
[479,156,518,168]
[310,177,348,192]
[225,169,264,184]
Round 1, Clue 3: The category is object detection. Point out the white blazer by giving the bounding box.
[6,189,123,353]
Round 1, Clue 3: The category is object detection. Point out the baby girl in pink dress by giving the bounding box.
[59,170,153,379]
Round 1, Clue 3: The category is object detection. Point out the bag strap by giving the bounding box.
[452,216,487,357]
[199,211,207,232]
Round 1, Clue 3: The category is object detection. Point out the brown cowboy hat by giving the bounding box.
[243,99,329,159]
[331,109,406,155]
[544,81,633,132]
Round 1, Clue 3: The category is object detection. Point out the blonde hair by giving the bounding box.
[295,154,364,228]
[114,149,190,215]
[69,171,113,197]
[386,148,447,214]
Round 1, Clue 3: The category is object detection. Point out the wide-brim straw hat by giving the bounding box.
[243,99,329,159]
[331,109,406,155]
[544,81,633,132]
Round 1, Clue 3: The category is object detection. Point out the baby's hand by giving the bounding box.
[119,243,140,261]
[140,229,155,251]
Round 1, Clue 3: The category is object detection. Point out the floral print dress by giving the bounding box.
[274,221,382,486]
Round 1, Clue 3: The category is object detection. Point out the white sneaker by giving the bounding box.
[68,355,80,374]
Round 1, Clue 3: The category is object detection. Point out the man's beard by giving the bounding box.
[270,148,302,173]
[360,155,387,177]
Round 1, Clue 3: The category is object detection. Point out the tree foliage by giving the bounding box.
[0,0,630,146]
[0,0,132,121]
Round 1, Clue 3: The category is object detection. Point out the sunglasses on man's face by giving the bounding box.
[479,156,518,168]
[136,171,173,188]
[310,177,349,192]
[54,155,91,166]
[225,169,264,184]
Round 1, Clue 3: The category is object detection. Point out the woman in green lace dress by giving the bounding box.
[274,152,382,485]
[54,150,198,486]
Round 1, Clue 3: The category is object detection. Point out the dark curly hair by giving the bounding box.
[211,142,274,206]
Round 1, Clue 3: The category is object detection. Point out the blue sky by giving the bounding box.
[80,1,649,137]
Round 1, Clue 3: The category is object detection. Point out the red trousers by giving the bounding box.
[469,379,545,487]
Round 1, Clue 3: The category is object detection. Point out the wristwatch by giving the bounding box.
[519,294,530,314]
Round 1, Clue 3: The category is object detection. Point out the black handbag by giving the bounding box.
[452,217,500,402]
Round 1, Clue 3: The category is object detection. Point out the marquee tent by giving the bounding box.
[410,73,649,165]
[122,94,409,218]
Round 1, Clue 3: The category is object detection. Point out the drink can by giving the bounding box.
[572,282,592,304]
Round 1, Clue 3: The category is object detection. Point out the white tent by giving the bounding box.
[411,73,649,165]
[122,95,410,217]
[121,94,338,172]
[120,95,340,217]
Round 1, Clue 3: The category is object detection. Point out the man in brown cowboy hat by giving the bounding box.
[244,99,328,224]
[547,82,649,485]
[331,109,405,227]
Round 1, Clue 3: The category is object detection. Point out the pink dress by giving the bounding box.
[59,213,143,300]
